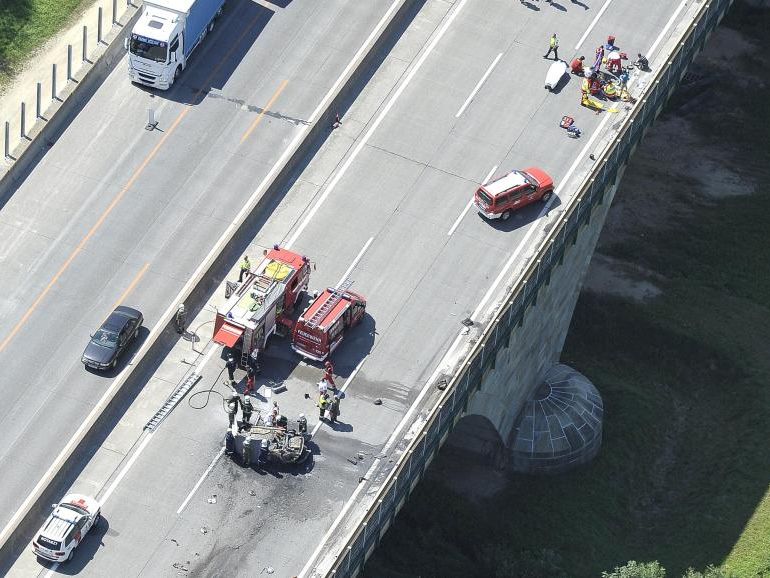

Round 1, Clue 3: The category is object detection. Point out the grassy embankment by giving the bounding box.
[363,4,770,577]
[0,0,92,86]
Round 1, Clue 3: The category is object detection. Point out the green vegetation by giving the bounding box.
[0,0,92,85]
[364,4,770,578]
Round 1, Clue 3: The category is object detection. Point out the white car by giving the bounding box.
[32,494,101,563]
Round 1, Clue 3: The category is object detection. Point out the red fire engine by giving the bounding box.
[213,246,310,366]
[292,279,366,362]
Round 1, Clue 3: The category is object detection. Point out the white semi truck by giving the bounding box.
[127,0,225,90]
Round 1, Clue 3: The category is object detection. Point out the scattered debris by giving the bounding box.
[172,561,189,572]
[170,538,179,546]
[357,452,365,460]
[249,490,256,496]
[436,378,448,390]
[207,495,217,504]
[347,457,358,465]
[200,527,208,535]
[461,317,474,327]
[374,398,382,405]
[263,566,275,574]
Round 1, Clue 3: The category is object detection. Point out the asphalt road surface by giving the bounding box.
[0,0,397,533]
[2,0,696,575]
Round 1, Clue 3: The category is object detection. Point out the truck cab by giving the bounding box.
[127,0,224,89]
[474,167,554,221]
[292,284,366,362]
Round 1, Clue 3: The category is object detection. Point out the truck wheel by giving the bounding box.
[500,210,511,221]
[542,190,553,202]
[174,65,182,81]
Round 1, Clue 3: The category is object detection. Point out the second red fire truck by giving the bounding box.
[291,279,366,362]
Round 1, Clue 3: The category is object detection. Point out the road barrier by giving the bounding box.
[322,1,735,575]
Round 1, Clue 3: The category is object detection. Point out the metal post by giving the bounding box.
[98,8,103,44]
[4,122,9,158]
[20,103,26,139]
[36,83,42,118]
[83,26,88,62]
[67,45,73,80]
[113,0,118,24]
[51,64,57,100]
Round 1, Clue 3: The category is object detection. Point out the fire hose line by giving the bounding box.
[188,366,230,412]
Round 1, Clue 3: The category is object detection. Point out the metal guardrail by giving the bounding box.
[326,0,734,575]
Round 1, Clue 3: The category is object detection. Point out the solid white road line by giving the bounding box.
[285,0,472,251]
[647,0,690,59]
[340,357,366,394]
[176,447,225,514]
[447,165,497,236]
[100,433,155,506]
[574,0,615,50]
[336,237,374,287]
[455,53,503,118]
[310,356,366,436]
[99,346,220,508]
[470,110,610,320]
[301,3,696,571]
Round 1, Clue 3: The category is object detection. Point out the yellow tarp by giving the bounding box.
[265,260,292,281]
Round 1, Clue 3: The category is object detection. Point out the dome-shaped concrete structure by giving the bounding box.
[511,364,603,474]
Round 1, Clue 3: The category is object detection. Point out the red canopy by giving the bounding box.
[213,322,243,347]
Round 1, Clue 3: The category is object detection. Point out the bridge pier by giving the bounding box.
[457,166,626,473]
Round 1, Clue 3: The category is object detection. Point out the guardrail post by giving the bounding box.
[67,44,73,80]
[51,64,57,100]
[36,83,42,119]
[4,122,9,158]
[83,26,88,61]
[112,0,118,24]
[98,8,104,44]
[20,103,26,139]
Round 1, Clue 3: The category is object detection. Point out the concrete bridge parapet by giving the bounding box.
[315,0,735,574]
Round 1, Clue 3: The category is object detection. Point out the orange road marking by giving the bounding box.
[240,80,289,144]
[0,109,189,355]
[111,262,150,312]
[0,11,277,356]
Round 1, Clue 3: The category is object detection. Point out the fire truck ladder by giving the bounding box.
[306,279,353,329]
[145,372,202,432]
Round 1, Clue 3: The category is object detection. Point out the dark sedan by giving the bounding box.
[81,306,143,370]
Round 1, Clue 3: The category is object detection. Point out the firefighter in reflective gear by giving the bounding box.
[318,393,330,420]
[239,397,253,432]
[543,33,559,60]
[226,355,237,385]
[323,361,336,389]
[175,304,186,334]
[238,255,251,283]
[226,394,239,428]
[329,395,341,424]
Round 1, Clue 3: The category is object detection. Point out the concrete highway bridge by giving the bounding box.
[0,0,733,575]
